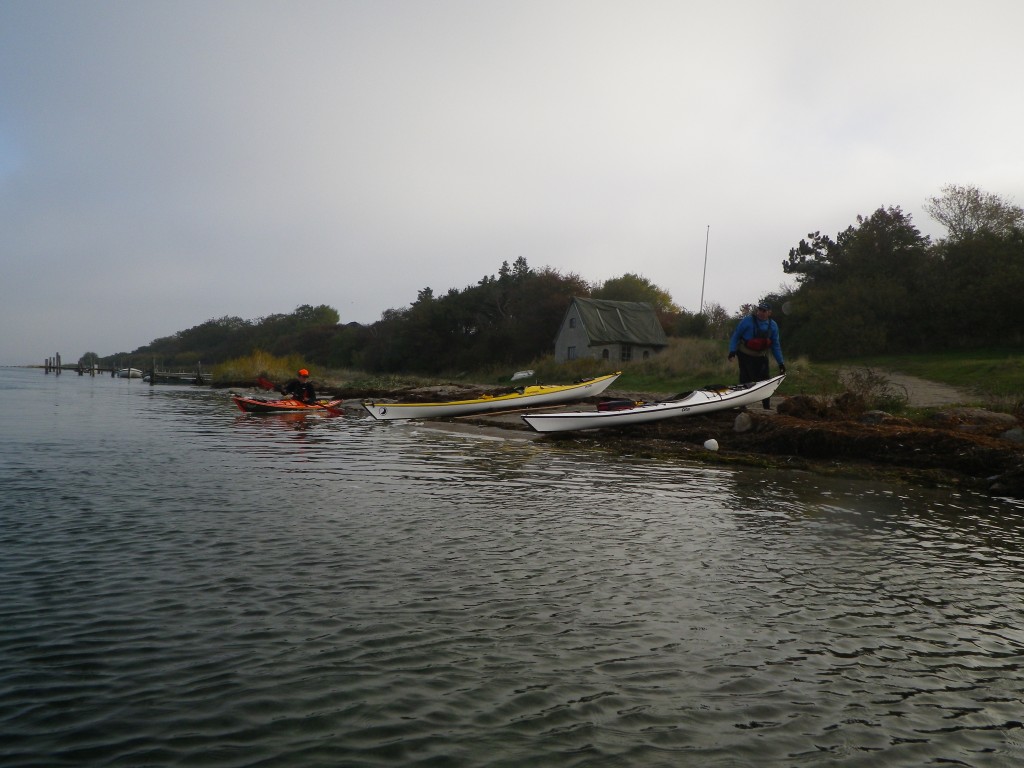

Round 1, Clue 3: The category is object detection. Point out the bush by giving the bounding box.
[842,367,909,412]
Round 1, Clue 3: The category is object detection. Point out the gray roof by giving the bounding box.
[571,297,668,346]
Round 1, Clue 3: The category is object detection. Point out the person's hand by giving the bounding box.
[728,351,736,361]
[779,364,787,375]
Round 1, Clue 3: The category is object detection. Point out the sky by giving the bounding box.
[2,0,1023,365]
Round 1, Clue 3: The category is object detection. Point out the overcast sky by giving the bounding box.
[2,1,1022,365]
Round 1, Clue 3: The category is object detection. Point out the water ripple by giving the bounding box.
[2,370,1024,766]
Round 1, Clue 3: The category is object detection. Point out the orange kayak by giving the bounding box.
[232,396,344,414]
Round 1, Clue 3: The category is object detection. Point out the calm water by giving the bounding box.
[2,367,1024,767]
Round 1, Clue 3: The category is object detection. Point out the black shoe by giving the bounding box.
[762,399,771,410]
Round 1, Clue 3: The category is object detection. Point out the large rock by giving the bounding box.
[931,408,1019,428]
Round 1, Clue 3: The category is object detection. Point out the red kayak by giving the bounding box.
[232,395,344,414]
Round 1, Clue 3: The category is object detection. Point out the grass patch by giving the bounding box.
[847,349,1024,398]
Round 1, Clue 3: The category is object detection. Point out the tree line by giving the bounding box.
[94,257,712,373]
[91,184,1024,372]
[775,184,1024,359]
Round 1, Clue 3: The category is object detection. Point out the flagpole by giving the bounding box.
[699,225,709,314]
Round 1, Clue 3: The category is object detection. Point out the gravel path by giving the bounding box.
[870,371,975,407]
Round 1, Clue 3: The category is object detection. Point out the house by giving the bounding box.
[554,297,668,363]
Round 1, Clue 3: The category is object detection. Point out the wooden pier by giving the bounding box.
[42,354,210,385]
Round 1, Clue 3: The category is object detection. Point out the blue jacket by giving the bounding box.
[729,315,784,366]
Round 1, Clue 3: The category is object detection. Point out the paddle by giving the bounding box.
[317,400,345,415]
[256,376,277,391]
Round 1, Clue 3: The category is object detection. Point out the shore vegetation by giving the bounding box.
[90,183,1023,421]
[213,342,1022,418]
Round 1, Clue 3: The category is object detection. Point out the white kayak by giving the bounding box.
[520,375,786,433]
[363,372,622,420]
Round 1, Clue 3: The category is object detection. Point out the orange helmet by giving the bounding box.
[298,369,309,377]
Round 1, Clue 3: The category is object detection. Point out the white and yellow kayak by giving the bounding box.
[362,372,622,420]
[521,375,786,433]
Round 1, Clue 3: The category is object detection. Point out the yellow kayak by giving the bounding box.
[362,372,622,420]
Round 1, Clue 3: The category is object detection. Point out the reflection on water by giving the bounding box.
[1,367,1023,767]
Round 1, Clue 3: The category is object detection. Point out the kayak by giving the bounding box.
[232,395,344,414]
[520,375,786,433]
[362,372,622,420]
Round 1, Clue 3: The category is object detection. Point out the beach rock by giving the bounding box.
[777,394,829,419]
[733,412,754,433]
[931,408,1019,428]
[988,461,1024,497]
[776,392,868,421]
[1002,427,1024,445]
[860,410,914,427]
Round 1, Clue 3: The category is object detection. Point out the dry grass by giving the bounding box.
[212,350,311,385]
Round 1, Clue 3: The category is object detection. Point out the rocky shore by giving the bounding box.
[330,381,1024,500]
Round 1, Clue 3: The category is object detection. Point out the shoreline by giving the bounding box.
[219,377,1024,500]
[353,393,1024,500]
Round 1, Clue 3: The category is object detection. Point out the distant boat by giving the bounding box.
[144,371,209,385]
[115,368,144,378]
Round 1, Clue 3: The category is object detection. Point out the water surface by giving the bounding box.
[2,367,1023,766]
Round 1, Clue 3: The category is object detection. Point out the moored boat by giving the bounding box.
[362,372,622,420]
[232,395,344,414]
[115,367,144,378]
[520,375,786,433]
[145,371,209,385]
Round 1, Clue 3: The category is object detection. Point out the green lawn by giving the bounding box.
[601,344,1023,411]
[844,349,1024,399]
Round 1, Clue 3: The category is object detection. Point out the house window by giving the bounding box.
[621,345,632,362]
[569,317,576,329]
[601,349,609,360]
[567,346,577,360]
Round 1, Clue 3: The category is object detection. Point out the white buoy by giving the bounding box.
[703,439,719,451]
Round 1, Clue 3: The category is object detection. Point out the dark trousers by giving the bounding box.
[737,352,771,408]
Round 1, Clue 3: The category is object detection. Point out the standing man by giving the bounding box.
[728,302,786,409]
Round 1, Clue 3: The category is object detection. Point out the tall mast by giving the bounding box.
[699,225,710,314]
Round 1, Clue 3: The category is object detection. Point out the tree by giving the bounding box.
[592,273,680,312]
[292,304,341,326]
[938,227,1024,343]
[782,229,846,284]
[924,184,1024,242]
[674,303,731,339]
[784,206,930,282]
[781,206,934,358]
